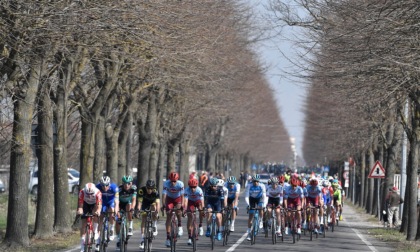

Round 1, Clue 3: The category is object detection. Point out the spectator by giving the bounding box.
[385,186,404,228]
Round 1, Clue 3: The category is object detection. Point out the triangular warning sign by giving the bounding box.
[368,160,385,178]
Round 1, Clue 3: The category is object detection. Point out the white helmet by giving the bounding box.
[100,176,110,186]
[217,179,224,187]
[84,182,96,195]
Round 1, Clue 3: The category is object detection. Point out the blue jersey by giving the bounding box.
[245,183,265,199]
[205,187,224,205]
[184,187,204,202]
[284,185,304,199]
[96,183,119,206]
[305,185,322,199]
[225,182,240,199]
[162,180,184,199]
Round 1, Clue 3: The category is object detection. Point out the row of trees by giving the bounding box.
[268,0,420,240]
[0,1,293,249]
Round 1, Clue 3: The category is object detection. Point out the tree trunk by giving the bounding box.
[53,67,72,232]
[179,137,191,184]
[408,94,420,240]
[368,146,375,215]
[118,111,132,179]
[156,141,166,195]
[4,61,42,248]
[34,82,54,238]
[79,117,96,188]
[95,113,106,181]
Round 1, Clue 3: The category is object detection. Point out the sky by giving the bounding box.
[249,1,307,161]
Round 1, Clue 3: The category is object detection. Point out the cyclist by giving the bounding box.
[204,177,226,241]
[95,176,119,249]
[300,179,308,229]
[284,177,304,235]
[77,183,102,252]
[162,171,185,247]
[225,176,240,232]
[136,179,160,250]
[245,174,266,241]
[115,175,137,250]
[184,178,205,245]
[321,180,333,231]
[305,178,322,233]
[332,180,342,221]
[217,178,228,208]
[265,177,283,236]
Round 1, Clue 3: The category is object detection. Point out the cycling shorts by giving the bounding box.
[165,196,182,211]
[286,197,301,209]
[306,197,319,207]
[187,200,202,213]
[267,197,281,208]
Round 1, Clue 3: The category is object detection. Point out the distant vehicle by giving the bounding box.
[258,173,271,186]
[0,179,5,193]
[29,166,80,195]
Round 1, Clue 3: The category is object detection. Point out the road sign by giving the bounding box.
[344,161,349,171]
[368,160,385,179]
[343,171,349,179]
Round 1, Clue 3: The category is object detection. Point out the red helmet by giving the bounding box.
[290,177,299,187]
[310,178,318,186]
[188,178,198,187]
[168,172,179,181]
[278,175,285,183]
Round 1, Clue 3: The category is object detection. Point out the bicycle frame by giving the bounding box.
[248,207,260,245]
[100,211,110,252]
[119,210,129,252]
[287,208,301,244]
[83,214,95,252]
[142,209,156,252]
[223,207,233,246]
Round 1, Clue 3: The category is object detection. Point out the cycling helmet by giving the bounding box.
[271,177,279,184]
[122,175,133,184]
[146,179,156,188]
[227,176,236,184]
[252,174,260,182]
[84,183,96,195]
[310,178,318,186]
[100,176,110,186]
[168,172,179,181]
[278,175,285,183]
[188,178,198,187]
[332,179,339,187]
[209,177,219,186]
[267,179,272,185]
[217,179,224,187]
[322,180,329,187]
[290,177,299,187]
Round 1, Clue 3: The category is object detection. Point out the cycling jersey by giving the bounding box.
[137,186,160,210]
[245,183,266,211]
[96,183,119,210]
[322,187,334,204]
[118,185,137,204]
[284,185,304,199]
[305,185,322,199]
[184,186,204,202]
[205,187,224,211]
[266,184,284,207]
[162,180,184,199]
[225,182,241,199]
[333,188,342,203]
[78,187,102,206]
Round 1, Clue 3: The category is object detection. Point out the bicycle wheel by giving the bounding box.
[84,224,90,252]
[210,219,215,250]
[120,222,125,252]
[251,216,257,245]
[192,222,197,252]
[101,219,108,252]
[331,210,335,232]
[271,218,276,244]
[171,218,177,252]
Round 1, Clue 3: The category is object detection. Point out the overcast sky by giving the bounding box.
[249,0,307,161]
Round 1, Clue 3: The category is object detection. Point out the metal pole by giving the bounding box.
[377,179,380,220]
[352,164,356,204]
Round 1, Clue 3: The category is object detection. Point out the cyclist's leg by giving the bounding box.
[206,205,213,236]
[186,201,194,238]
[126,202,134,234]
[166,200,174,241]
[174,199,183,235]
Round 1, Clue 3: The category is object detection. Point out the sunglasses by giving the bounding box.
[146,187,154,190]
[124,182,132,185]
[101,183,110,187]
[210,185,217,187]
[190,186,197,189]
[171,181,177,183]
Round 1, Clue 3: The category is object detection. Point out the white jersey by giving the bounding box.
[267,184,284,199]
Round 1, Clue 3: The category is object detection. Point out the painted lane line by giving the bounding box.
[345,220,378,252]
[226,232,248,252]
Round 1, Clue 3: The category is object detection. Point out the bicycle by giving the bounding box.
[141,209,156,252]
[162,206,181,252]
[265,205,280,244]
[118,209,131,252]
[207,210,223,250]
[306,205,319,241]
[223,206,233,246]
[247,207,261,245]
[80,213,96,252]
[287,208,301,244]
[189,209,204,252]
[330,205,336,232]
[99,210,111,252]
[321,204,329,237]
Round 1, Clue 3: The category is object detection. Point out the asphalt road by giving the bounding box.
[64,195,395,252]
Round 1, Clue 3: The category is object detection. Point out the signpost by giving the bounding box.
[368,160,385,220]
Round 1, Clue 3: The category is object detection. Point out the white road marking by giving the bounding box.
[225,232,248,252]
[346,220,378,252]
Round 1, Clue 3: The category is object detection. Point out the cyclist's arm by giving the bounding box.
[234,192,239,208]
